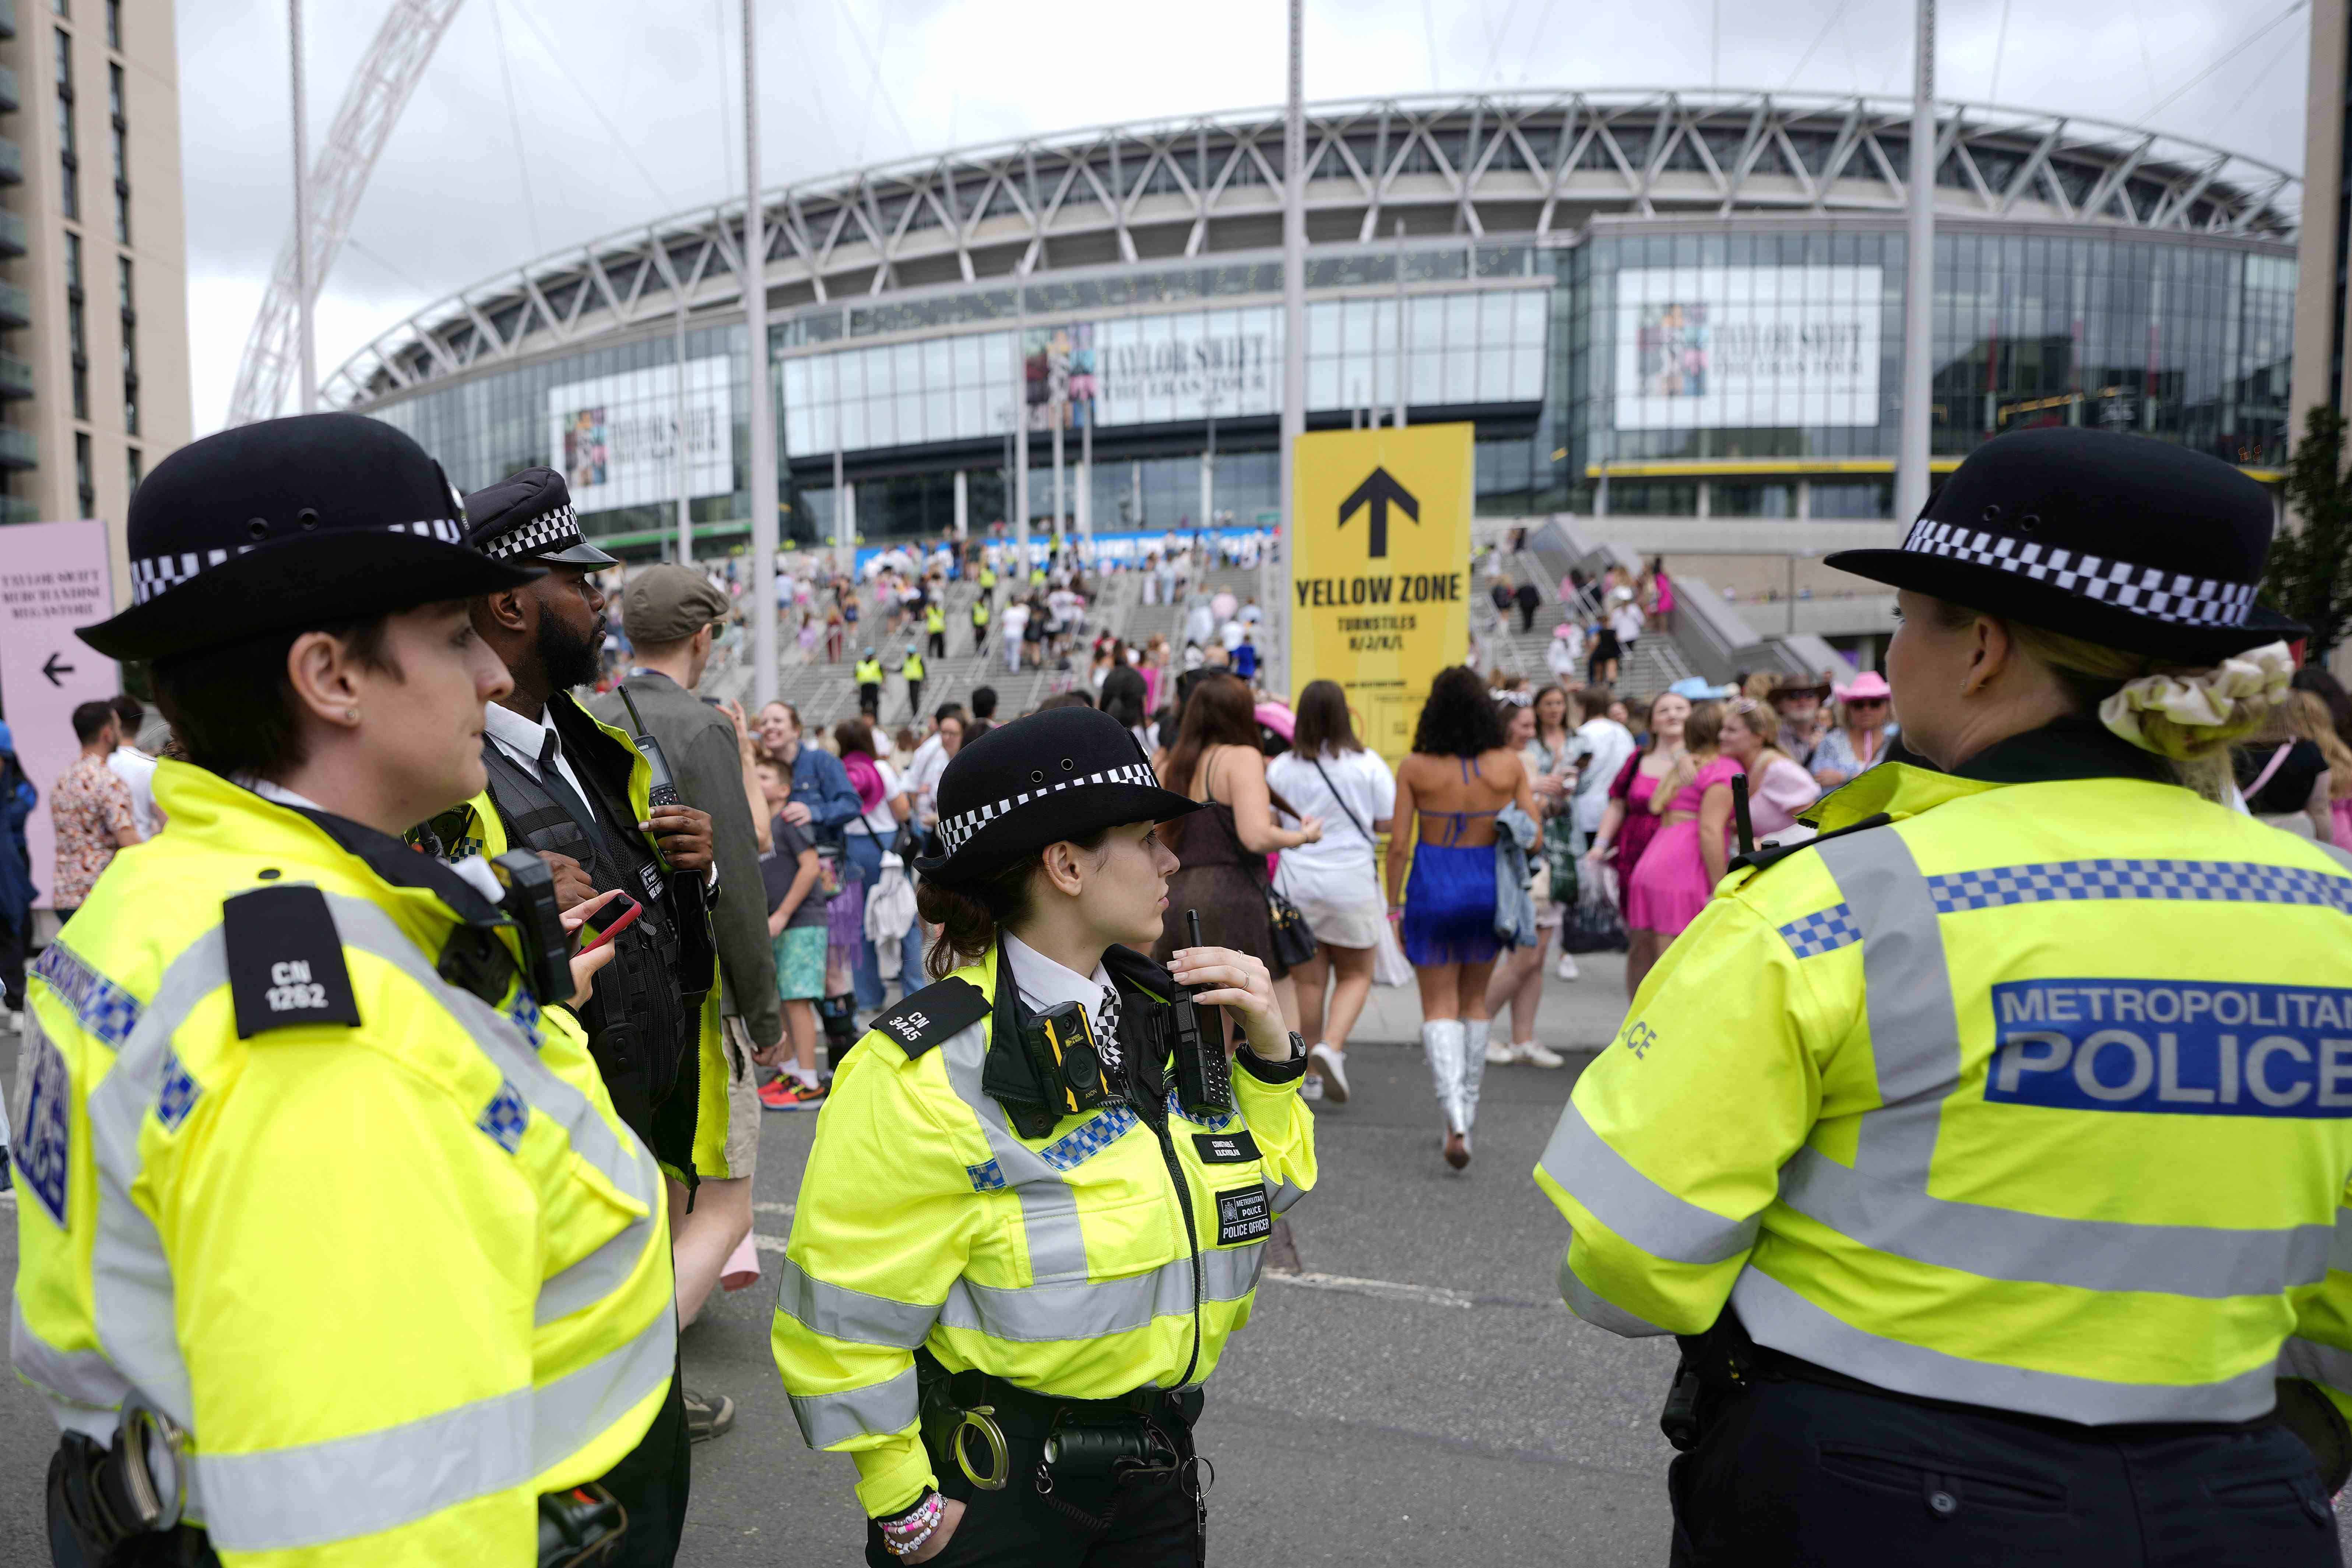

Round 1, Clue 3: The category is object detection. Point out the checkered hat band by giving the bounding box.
[1901,518,2258,628]
[933,762,1161,855]
[129,518,465,606]
[484,504,585,562]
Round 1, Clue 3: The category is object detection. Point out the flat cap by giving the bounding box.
[623,564,732,644]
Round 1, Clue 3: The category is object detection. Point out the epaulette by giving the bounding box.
[867,976,990,1061]
[1727,812,1894,880]
[222,885,362,1039]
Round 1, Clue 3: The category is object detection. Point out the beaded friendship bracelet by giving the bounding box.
[879,1490,946,1558]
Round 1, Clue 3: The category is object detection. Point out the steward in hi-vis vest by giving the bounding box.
[1536,428,2352,1568]
[773,705,1316,1567]
[857,651,885,718]
[19,415,673,1567]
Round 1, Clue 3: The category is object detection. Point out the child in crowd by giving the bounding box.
[753,757,831,1110]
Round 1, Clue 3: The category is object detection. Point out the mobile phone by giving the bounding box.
[573,893,644,955]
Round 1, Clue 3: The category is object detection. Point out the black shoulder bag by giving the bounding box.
[1206,752,1319,970]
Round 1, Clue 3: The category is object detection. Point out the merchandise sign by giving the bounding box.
[0,520,120,908]
[546,355,735,514]
[1289,424,1473,764]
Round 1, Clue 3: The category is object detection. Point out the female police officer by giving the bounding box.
[1536,427,2352,1566]
[14,414,677,1565]
[773,704,1317,1566]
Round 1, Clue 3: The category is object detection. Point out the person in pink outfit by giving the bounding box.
[1720,696,1820,843]
[1622,701,1738,990]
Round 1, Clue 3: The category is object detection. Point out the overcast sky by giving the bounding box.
[175,0,2316,434]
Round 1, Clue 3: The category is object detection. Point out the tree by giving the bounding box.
[2272,405,2352,658]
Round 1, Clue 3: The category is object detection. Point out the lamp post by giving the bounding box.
[289,0,314,414]
[1273,0,1305,698]
[743,0,778,705]
[1895,0,1937,527]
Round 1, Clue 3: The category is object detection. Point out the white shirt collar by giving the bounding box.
[236,776,328,812]
[1002,933,1116,1040]
[483,701,557,770]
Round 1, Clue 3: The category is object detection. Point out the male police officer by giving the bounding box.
[428,467,718,1563]
[857,648,885,718]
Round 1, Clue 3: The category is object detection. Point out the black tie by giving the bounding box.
[537,728,609,865]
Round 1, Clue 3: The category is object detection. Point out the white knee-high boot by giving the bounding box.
[1422,1019,1467,1134]
[1460,1018,1491,1145]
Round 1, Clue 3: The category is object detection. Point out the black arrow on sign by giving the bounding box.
[40,652,74,687]
[1338,468,1419,559]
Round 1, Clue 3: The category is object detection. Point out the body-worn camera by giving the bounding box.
[1024,1000,1118,1116]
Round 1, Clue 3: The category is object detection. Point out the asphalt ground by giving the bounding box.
[7,950,2352,1563]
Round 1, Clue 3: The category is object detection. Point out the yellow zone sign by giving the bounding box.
[1289,423,1474,764]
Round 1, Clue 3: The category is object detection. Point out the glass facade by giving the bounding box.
[363,221,2295,549]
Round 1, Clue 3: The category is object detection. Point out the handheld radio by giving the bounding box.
[1170,909,1233,1117]
[1730,773,1755,859]
[617,687,682,868]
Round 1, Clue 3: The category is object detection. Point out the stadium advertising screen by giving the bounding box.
[1612,265,1883,431]
[546,355,736,512]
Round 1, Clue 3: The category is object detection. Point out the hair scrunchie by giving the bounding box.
[2097,640,2295,755]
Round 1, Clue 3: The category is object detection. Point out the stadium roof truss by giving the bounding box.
[321,88,2299,411]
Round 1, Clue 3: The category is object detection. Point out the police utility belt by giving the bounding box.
[48,1398,630,1568]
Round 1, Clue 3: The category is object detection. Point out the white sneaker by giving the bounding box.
[1300,1073,1325,1101]
[1555,952,1581,981]
[1516,1040,1567,1069]
[1483,1039,1517,1065]
[1310,1042,1350,1104]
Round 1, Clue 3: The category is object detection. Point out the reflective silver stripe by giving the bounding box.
[323,898,662,1330]
[77,901,673,1548]
[11,1301,128,1411]
[1813,830,1958,1187]
[1537,1098,1758,1265]
[1557,1247,1672,1338]
[1776,1148,2334,1298]
[2279,1335,2352,1393]
[790,1364,919,1449]
[1732,1267,2279,1424]
[941,1018,1090,1283]
[2331,1209,2352,1277]
[527,1309,676,1479]
[1266,1178,1306,1216]
[1780,832,2342,1301]
[940,1246,1263,1344]
[774,1256,939,1349]
[192,1388,531,1553]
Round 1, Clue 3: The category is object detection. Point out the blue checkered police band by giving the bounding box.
[1900,518,2258,628]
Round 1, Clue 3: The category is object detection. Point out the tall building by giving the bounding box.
[2294,0,2352,429]
[0,0,190,597]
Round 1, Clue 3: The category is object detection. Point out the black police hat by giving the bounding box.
[463,467,618,567]
[1825,429,2303,661]
[915,705,1202,888]
[80,414,540,661]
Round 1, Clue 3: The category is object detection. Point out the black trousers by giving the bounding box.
[907,680,924,720]
[598,1361,691,1568]
[928,631,947,658]
[859,683,880,716]
[862,1445,1202,1567]
[1670,1377,2341,1568]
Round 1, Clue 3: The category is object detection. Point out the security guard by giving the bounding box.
[772,705,1316,1566]
[926,598,949,660]
[857,647,885,718]
[971,593,991,656]
[900,642,927,724]
[17,415,675,1564]
[978,559,998,597]
[1534,428,2352,1565]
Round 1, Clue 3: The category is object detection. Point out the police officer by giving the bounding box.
[419,467,724,1562]
[900,641,927,724]
[772,705,1317,1566]
[857,647,885,718]
[926,598,949,660]
[970,593,991,656]
[18,415,675,1564]
[1534,428,2352,1566]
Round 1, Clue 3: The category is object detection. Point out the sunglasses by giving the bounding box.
[1846,697,1889,708]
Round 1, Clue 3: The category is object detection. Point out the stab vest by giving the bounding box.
[477,702,696,1146]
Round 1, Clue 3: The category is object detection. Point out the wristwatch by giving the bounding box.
[1236,1030,1311,1085]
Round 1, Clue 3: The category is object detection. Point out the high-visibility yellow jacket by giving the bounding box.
[856,658,884,686]
[926,605,946,633]
[903,653,925,682]
[978,567,996,591]
[971,600,990,626]
[423,699,730,1183]
[771,939,1317,1517]
[1535,730,2352,1428]
[11,763,675,1564]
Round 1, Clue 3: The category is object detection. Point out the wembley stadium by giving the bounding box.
[329,88,2301,557]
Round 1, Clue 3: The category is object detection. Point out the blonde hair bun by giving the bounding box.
[2097,641,2295,761]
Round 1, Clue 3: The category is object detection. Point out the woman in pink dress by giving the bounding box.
[1584,691,1688,997]
[1623,702,1739,990]
[1721,696,1820,844]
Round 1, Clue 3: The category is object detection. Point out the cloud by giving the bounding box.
[176,0,2311,436]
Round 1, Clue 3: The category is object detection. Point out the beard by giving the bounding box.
[539,612,607,693]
